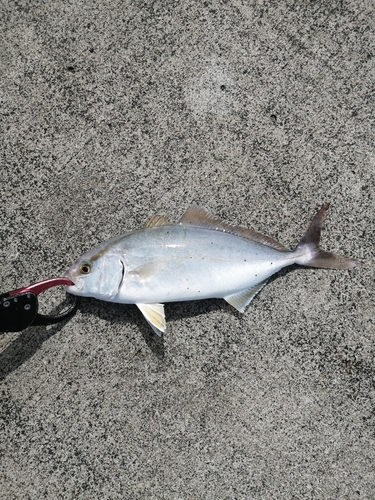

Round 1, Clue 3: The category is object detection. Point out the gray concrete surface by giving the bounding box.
[1,0,374,498]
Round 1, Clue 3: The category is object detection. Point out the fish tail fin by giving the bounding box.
[294,203,358,270]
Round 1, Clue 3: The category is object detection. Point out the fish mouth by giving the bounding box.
[65,275,84,294]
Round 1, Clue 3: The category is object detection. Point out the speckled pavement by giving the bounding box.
[1,1,374,498]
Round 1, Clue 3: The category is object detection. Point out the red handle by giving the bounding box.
[8,277,74,297]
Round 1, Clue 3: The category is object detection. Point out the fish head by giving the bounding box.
[65,245,124,301]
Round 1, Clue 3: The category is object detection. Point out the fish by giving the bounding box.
[65,203,357,335]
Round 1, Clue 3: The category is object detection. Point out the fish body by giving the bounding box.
[66,204,357,335]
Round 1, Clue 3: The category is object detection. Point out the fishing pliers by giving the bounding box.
[0,278,80,332]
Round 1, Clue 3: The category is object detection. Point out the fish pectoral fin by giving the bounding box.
[128,261,165,282]
[136,303,166,336]
[224,280,268,313]
[144,215,171,228]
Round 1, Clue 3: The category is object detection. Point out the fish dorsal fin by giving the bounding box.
[224,280,268,313]
[136,303,166,336]
[179,204,289,251]
[144,215,171,228]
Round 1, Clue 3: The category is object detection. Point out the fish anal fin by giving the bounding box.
[144,215,171,228]
[179,204,289,252]
[224,280,268,313]
[136,303,166,336]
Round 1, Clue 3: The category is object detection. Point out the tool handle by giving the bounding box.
[0,278,80,332]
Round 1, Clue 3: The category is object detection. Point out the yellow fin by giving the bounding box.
[144,215,170,228]
[224,280,268,313]
[179,204,289,251]
[136,303,166,336]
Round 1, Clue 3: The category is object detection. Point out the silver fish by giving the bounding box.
[65,203,357,335]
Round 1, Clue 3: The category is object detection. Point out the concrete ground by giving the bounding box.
[1,0,374,498]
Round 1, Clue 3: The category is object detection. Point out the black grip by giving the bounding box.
[0,291,80,332]
[0,292,38,332]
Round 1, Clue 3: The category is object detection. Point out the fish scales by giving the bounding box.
[115,225,292,303]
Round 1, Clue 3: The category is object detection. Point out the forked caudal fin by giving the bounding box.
[295,203,358,270]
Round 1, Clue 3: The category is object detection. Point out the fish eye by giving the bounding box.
[80,262,92,274]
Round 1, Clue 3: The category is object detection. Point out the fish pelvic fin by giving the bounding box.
[136,303,166,336]
[294,203,358,270]
[224,280,268,313]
